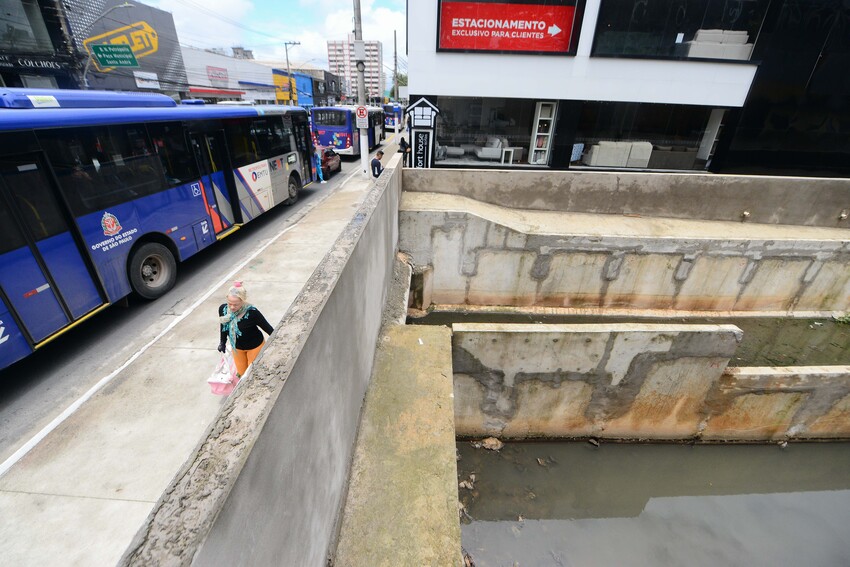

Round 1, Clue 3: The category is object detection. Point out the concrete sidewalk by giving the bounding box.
[0,158,389,565]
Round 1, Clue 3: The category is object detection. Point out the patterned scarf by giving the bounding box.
[220,304,255,349]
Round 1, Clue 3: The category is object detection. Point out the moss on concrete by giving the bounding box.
[334,325,462,567]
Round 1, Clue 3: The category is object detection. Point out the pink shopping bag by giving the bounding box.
[208,348,238,396]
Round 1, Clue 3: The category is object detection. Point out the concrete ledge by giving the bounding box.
[335,325,461,567]
[402,168,850,228]
[121,157,404,566]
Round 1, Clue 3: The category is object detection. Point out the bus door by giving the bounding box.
[292,118,311,175]
[0,155,105,344]
[190,131,241,230]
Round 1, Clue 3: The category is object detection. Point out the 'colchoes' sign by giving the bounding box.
[438,0,580,54]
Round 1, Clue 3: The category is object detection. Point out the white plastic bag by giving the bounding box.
[208,347,238,395]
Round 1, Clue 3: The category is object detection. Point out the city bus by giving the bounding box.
[310,106,384,156]
[0,88,315,371]
[383,103,402,128]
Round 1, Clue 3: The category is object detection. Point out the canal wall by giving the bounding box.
[453,323,742,440]
[400,192,850,313]
[704,366,850,441]
[402,169,850,228]
[452,323,850,441]
[121,158,403,566]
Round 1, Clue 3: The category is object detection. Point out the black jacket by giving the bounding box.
[219,305,273,350]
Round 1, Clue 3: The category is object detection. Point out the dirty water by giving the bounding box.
[457,441,850,567]
[412,313,850,367]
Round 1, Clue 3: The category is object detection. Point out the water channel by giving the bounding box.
[457,441,850,566]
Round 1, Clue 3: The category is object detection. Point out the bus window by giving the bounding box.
[39,126,169,216]
[252,117,291,157]
[313,110,347,127]
[0,197,26,254]
[147,122,199,186]
[224,119,260,167]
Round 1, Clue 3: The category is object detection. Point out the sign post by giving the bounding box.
[90,44,139,69]
[355,105,369,129]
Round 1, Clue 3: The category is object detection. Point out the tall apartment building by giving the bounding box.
[327,34,384,102]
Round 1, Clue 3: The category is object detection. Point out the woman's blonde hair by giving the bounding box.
[226,281,247,302]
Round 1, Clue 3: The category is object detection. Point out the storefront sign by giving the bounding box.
[207,66,229,85]
[413,131,431,169]
[437,0,581,54]
[134,71,161,89]
[0,55,66,71]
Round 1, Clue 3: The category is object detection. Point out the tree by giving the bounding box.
[390,73,408,100]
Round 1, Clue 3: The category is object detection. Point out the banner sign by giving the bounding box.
[438,0,581,54]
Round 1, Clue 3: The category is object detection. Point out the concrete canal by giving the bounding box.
[457,441,850,566]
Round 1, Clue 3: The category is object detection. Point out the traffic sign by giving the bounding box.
[355,105,368,129]
[90,44,139,68]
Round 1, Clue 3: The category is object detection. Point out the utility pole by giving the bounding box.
[353,0,369,175]
[283,41,300,105]
[393,30,399,137]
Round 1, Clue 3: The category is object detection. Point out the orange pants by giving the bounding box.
[233,342,264,376]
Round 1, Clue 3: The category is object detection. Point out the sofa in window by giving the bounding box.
[582,141,653,168]
[474,136,504,160]
[685,29,753,61]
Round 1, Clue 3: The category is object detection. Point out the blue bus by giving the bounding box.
[0,88,316,371]
[311,106,384,156]
[383,103,402,128]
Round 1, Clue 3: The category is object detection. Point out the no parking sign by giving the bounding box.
[355,105,368,129]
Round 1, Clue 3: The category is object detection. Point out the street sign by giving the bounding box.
[90,44,139,68]
[355,105,369,129]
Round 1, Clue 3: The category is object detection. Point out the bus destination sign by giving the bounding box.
[438,0,580,54]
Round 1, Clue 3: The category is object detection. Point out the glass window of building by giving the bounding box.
[435,97,537,165]
[0,0,54,53]
[593,0,770,61]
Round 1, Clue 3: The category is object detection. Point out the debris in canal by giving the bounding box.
[588,438,600,447]
[471,437,504,451]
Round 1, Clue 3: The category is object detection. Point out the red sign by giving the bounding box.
[438,1,578,54]
[356,106,368,119]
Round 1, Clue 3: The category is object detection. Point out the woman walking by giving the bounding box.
[217,281,273,391]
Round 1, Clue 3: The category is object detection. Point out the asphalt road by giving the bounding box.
[0,150,383,465]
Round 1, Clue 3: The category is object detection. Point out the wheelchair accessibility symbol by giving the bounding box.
[191,183,201,197]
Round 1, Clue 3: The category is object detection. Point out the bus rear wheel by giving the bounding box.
[129,242,177,300]
[284,174,300,205]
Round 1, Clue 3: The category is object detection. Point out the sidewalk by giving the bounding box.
[0,158,387,565]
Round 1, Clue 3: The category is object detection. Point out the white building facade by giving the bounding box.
[407,0,768,172]
[181,46,276,104]
[327,34,384,102]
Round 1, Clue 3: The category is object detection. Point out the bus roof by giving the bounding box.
[0,103,309,132]
[0,88,177,109]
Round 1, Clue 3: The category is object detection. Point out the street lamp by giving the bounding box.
[80,2,134,89]
[283,40,300,105]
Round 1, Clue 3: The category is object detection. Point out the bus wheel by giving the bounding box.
[284,174,300,205]
[129,242,177,300]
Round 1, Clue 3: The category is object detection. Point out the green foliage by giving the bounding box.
[834,313,850,325]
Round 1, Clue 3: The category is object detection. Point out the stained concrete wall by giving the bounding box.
[121,158,403,566]
[452,323,850,441]
[704,366,850,441]
[403,169,850,228]
[400,193,850,313]
[452,323,742,440]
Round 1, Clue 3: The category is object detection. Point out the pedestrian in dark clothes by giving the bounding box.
[218,281,273,378]
[371,150,384,178]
